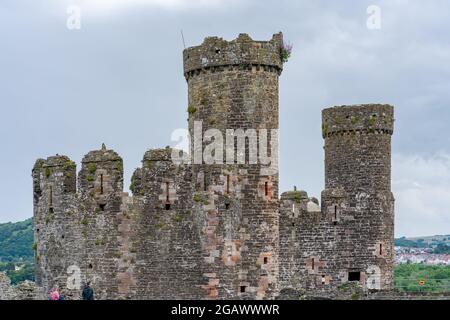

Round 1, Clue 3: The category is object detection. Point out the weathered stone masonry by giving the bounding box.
[279,104,395,296]
[31,33,395,300]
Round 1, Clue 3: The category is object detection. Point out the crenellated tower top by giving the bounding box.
[322,104,394,138]
[183,32,284,79]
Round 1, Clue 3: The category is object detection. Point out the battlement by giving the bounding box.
[280,190,308,202]
[143,147,178,163]
[32,155,77,199]
[81,144,122,164]
[183,33,284,79]
[322,104,394,138]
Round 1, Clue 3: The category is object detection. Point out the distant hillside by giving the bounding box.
[0,218,34,262]
[395,235,450,253]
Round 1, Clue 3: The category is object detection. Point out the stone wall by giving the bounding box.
[0,273,44,300]
[126,148,204,299]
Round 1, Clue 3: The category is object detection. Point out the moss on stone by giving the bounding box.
[81,217,89,226]
[156,222,166,229]
[87,175,95,182]
[172,215,183,223]
[351,116,360,125]
[64,160,76,171]
[45,213,55,224]
[45,167,52,178]
[32,243,37,251]
[116,161,124,173]
[368,114,377,127]
[88,163,97,175]
[193,194,202,202]
[187,106,197,115]
[322,123,329,137]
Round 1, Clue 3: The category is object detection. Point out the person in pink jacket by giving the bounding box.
[49,286,60,301]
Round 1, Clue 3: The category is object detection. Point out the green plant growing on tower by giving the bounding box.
[281,42,293,63]
[187,106,197,115]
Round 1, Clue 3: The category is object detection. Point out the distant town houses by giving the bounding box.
[395,247,450,265]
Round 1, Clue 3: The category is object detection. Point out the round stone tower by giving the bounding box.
[183,33,284,299]
[321,104,395,291]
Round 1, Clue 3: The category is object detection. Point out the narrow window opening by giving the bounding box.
[225,203,230,210]
[265,181,269,197]
[292,222,295,227]
[226,175,230,194]
[165,181,171,210]
[49,186,54,212]
[88,264,93,269]
[379,244,383,255]
[62,235,65,239]
[166,182,170,203]
[333,205,338,225]
[348,271,361,282]
[99,204,106,212]
[311,258,315,270]
[321,275,326,284]
[203,173,207,191]
[100,174,104,194]
[240,286,246,293]
[263,257,268,264]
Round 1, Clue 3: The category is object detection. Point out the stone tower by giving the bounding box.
[321,104,395,291]
[183,33,284,299]
[279,104,395,296]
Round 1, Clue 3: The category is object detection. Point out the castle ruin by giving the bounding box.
[32,33,395,300]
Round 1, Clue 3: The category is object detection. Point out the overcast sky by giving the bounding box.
[0,0,449,237]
